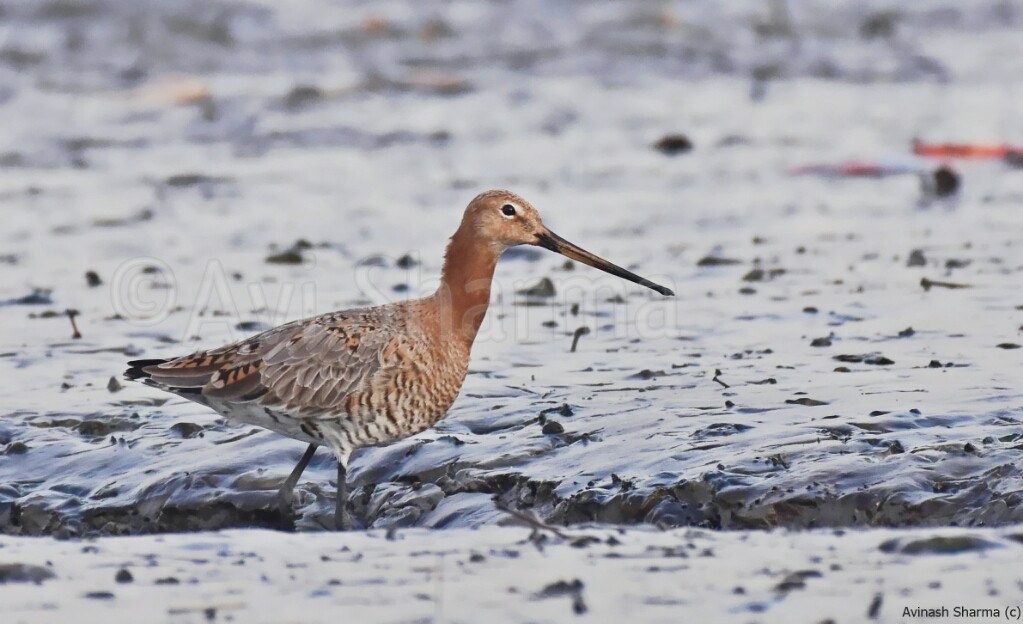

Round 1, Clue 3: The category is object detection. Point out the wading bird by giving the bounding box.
[126,190,673,530]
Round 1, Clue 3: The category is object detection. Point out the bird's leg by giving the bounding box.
[336,460,354,531]
[278,443,318,522]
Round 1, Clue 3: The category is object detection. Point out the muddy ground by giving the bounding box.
[1,0,1022,536]
[4,525,1023,624]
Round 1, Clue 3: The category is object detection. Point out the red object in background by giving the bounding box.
[913,142,1023,159]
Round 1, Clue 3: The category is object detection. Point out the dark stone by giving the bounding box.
[0,563,54,584]
[653,134,693,155]
[542,421,565,435]
[517,277,556,298]
[697,256,741,267]
[932,165,960,197]
[907,249,926,267]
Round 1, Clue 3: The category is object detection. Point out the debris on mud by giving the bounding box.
[653,134,693,156]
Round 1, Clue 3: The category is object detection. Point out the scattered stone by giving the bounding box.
[833,353,894,365]
[653,134,693,156]
[85,270,102,287]
[743,268,785,282]
[164,174,226,188]
[3,289,53,306]
[786,398,828,407]
[535,579,586,614]
[879,535,1000,555]
[631,369,666,380]
[266,250,304,265]
[898,327,915,338]
[692,423,753,439]
[115,568,133,583]
[867,593,883,619]
[235,320,269,332]
[810,337,832,347]
[540,404,574,418]
[996,343,1020,349]
[931,165,960,197]
[266,240,313,265]
[4,441,29,455]
[920,277,970,291]
[742,268,764,282]
[697,256,741,267]
[860,10,898,39]
[107,376,123,393]
[396,254,419,269]
[775,569,821,592]
[906,250,926,267]
[92,209,154,228]
[0,563,55,584]
[541,420,564,435]
[283,85,323,109]
[169,422,205,438]
[518,277,556,298]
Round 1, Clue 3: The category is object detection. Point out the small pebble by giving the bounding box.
[654,134,693,155]
[542,420,565,435]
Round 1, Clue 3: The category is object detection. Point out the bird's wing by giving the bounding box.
[128,309,408,416]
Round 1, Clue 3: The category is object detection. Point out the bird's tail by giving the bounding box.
[124,358,169,381]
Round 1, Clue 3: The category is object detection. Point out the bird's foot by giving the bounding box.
[335,506,355,531]
[334,493,355,531]
[277,490,298,531]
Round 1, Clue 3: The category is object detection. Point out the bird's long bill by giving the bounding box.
[535,229,674,296]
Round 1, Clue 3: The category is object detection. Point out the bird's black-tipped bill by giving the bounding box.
[535,230,674,296]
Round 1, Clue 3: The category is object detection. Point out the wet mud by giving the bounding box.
[1,0,1022,536]
[3,526,1022,623]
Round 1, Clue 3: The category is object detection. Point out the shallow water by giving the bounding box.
[1,0,1022,535]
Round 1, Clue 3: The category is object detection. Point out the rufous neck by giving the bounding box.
[435,225,502,346]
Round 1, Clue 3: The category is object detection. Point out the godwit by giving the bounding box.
[126,190,673,530]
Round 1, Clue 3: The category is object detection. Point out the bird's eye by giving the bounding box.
[501,204,516,217]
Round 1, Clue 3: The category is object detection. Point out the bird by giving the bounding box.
[125,190,674,530]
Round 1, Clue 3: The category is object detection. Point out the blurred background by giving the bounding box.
[1,0,1022,535]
